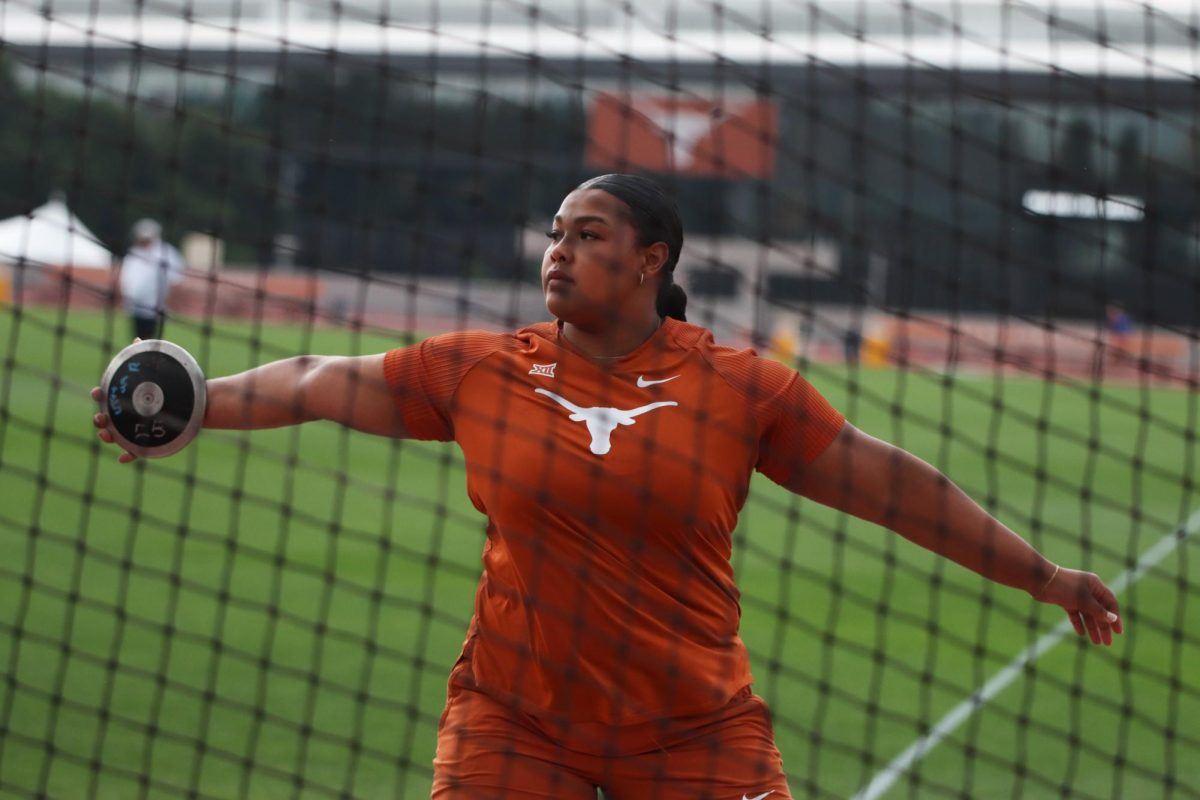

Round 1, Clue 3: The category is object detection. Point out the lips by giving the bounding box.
[545,272,573,288]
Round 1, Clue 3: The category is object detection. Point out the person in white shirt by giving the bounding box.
[119,218,184,340]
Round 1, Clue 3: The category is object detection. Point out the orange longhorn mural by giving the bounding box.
[586,93,777,178]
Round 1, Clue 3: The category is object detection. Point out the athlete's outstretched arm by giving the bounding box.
[92,354,405,461]
[786,423,1123,645]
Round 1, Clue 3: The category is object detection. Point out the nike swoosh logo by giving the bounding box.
[742,792,775,800]
[636,375,680,388]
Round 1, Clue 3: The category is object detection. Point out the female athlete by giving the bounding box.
[93,173,1122,799]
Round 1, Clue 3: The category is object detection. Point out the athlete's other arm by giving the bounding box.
[786,423,1123,645]
[92,354,405,462]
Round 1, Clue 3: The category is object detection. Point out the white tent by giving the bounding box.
[0,195,114,269]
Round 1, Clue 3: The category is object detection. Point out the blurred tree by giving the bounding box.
[0,52,271,262]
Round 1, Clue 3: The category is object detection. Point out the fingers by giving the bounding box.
[92,388,108,429]
[1087,575,1122,644]
[1094,606,1122,641]
[1070,610,1106,646]
[1050,570,1124,646]
[1084,611,1103,645]
[1088,609,1115,646]
[1093,581,1123,635]
[93,419,136,462]
[91,386,137,463]
[1069,604,1121,646]
[92,386,112,434]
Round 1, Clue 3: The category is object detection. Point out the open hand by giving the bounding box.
[1035,566,1123,645]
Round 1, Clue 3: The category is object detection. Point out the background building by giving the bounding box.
[4,0,1198,325]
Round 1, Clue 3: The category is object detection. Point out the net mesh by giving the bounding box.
[2,1,1199,797]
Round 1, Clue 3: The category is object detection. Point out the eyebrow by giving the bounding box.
[552,214,611,226]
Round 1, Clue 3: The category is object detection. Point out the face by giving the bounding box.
[542,188,654,329]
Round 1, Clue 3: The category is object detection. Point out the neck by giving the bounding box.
[561,308,663,360]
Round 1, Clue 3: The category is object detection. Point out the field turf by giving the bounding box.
[1,305,1197,799]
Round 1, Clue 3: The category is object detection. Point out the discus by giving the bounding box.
[98,339,207,458]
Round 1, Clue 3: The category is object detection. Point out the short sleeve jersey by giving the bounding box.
[383,318,845,725]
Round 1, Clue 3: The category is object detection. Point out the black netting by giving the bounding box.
[1,2,1198,798]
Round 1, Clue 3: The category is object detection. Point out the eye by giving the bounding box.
[546,229,562,242]
[580,230,599,240]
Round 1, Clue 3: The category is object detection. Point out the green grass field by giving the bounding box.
[1,304,1197,799]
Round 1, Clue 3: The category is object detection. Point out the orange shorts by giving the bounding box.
[432,681,791,799]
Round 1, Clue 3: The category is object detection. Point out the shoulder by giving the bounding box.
[659,318,715,352]
[390,328,528,377]
[674,322,798,405]
[514,320,559,347]
[382,323,559,418]
[383,328,531,414]
[421,328,523,354]
[390,323,554,368]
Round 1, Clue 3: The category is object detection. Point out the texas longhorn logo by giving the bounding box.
[535,388,677,456]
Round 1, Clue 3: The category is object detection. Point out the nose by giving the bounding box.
[546,236,569,263]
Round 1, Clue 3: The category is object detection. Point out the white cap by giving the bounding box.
[131,218,162,242]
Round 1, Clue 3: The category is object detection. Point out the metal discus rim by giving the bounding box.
[99,339,207,459]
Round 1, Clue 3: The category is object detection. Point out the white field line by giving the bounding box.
[852,507,1200,800]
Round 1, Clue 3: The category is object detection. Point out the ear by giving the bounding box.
[639,241,670,279]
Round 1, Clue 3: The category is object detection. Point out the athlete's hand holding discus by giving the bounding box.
[91,392,141,463]
[92,338,206,463]
[93,339,409,463]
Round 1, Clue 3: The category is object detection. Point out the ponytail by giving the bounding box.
[656,274,688,321]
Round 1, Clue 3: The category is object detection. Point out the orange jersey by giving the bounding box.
[383,318,845,725]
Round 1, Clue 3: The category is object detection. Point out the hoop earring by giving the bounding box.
[639,272,645,286]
